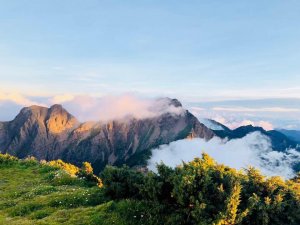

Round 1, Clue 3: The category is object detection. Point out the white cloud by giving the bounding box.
[215,118,274,131]
[0,92,42,106]
[50,94,75,104]
[212,107,300,113]
[53,94,186,122]
[148,132,300,179]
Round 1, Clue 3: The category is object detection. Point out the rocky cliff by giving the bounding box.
[0,99,214,172]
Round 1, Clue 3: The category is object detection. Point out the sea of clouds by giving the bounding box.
[148,132,300,179]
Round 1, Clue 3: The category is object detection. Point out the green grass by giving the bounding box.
[0,160,162,225]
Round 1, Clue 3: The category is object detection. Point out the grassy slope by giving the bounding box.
[0,161,156,225]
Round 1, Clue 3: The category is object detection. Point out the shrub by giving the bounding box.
[101,165,144,199]
[0,153,18,165]
[82,161,93,174]
[77,162,103,188]
[19,156,39,167]
[48,159,79,176]
[49,170,80,186]
[39,163,59,174]
[102,153,300,225]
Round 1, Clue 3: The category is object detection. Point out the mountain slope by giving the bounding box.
[199,119,229,131]
[0,154,160,225]
[0,99,214,172]
[278,129,300,143]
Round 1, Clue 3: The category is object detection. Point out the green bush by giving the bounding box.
[77,162,103,187]
[102,153,300,225]
[19,156,39,168]
[39,163,59,174]
[49,170,81,186]
[0,153,18,165]
[1,152,299,224]
[101,165,144,199]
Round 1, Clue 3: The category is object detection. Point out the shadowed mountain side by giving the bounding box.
[278,129,300,143]
[208,119,299,151]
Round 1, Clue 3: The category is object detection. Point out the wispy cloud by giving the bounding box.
[188,98,300,130]
[0,92,44,106]
[212,107,300,113]
[53,94,186,122]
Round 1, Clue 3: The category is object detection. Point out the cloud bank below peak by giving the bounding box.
[148,132,300,179]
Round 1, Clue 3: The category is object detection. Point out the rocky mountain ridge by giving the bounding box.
[207,119,299,151]
[0,99,214,172]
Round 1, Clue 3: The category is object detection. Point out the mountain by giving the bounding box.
[210,120,299,151]
[0,99,214,172]
[199,118,229,131]
[278,129,300,143]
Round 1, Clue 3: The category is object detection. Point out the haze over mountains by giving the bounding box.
[0,98,299,176]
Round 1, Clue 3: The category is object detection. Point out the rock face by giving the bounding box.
[0,99,214,172]
[0,104,79,159]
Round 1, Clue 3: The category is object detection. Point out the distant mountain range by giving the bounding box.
[277,129,300,143]
[0,98,299,173]
[203,119,300,151]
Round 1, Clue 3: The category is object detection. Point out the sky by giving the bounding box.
[1,1,300,129]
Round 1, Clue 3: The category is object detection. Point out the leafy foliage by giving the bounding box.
[101,153,300,225]
[0,153,18,165]
[0,152,299,225]
[48,159,80,177]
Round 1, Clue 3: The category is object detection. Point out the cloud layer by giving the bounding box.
[55,95,185,122]
[0,91,185,122]
[188,98,300,130]
[1,91,300,130]
[148,132,300,179]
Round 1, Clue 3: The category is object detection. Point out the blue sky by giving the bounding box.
[0,1,300,128]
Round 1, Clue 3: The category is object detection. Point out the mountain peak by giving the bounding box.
[19,105,47,113]
[162,98,182,107]
[168,98,182,107]
[50,104,63,110]
[15,105,49,123]
[46,105,78,134]
[13,104,78,135]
